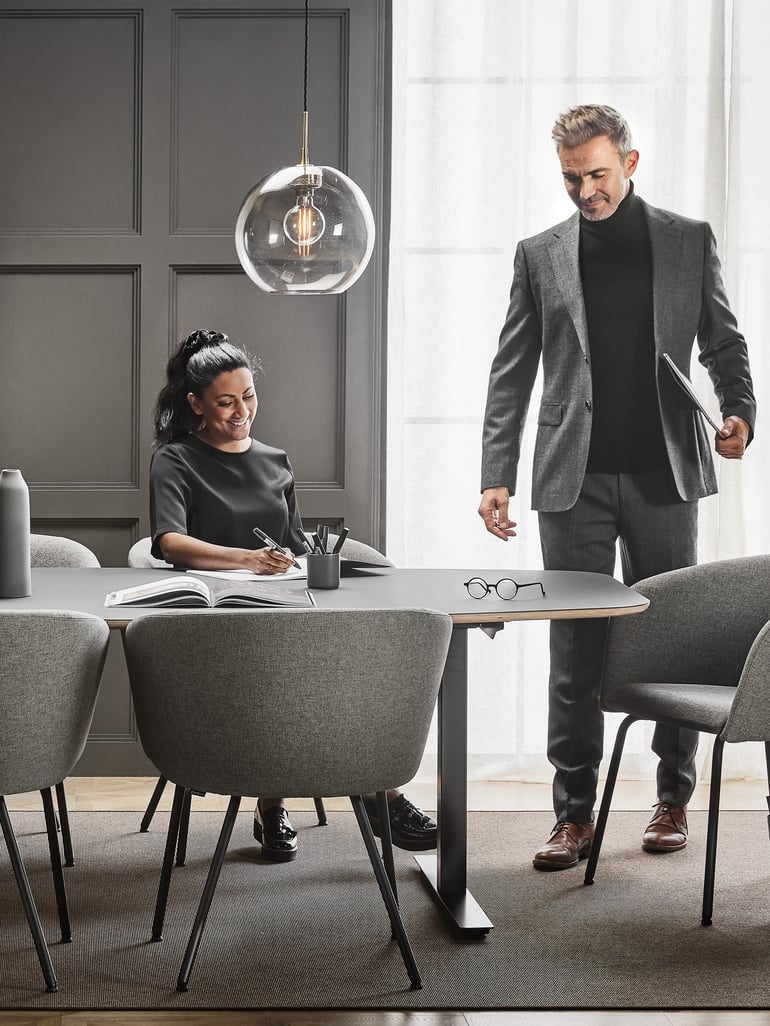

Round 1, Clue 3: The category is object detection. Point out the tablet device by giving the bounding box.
[661,353,725,436]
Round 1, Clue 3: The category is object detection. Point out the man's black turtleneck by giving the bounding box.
[579,182,668,473]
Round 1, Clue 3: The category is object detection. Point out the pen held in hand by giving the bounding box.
[252,526,301,569]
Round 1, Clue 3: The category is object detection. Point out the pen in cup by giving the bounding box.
[251,526,302,570]
[317,524,329,553]
[331,527,350,554]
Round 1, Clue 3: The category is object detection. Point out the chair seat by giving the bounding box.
[603,682,735,734]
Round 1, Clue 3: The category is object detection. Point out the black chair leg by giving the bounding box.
[351,794,421,990]
[701,737,725,927]
[41,788,71,943]
[176,795,241,992]
[141,775,168,832]
[584,715,637,885]
[314,797,328,825]
[176,789,193,867]
[0,796,58,993]
[152,783,186,941]
[55,782,74,867]
[764,741,770,847]
[375,790,398,903]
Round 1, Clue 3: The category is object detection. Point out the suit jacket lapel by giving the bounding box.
[643,201,683,353]
[546,214,589,357]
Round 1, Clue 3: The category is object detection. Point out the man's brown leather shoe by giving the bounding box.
[642,801,688,852]
[533,820,594,870]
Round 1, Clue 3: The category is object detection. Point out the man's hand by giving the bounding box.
[715,415,750,460]
[478,487,517,540]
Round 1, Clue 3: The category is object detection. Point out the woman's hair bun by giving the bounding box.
[182,329,230,356]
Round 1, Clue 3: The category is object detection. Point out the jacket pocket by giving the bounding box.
[538,403,562,426]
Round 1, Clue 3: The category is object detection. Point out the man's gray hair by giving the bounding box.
[552,104,634,158]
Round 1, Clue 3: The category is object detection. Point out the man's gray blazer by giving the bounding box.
[481,197,756,512]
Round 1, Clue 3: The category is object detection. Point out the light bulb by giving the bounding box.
[283,190,325,250]
[235,162,376,294]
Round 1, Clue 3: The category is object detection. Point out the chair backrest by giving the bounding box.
[128,534,388,570]
[330,534,394,567]
[602,555,770,708]
[30,534,100,568]
[0,611,110,795]
[124,608,452,798]
[127,536,172,569]
[721,618,770,743]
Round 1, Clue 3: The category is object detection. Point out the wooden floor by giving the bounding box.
[2,1009,770,1025]
[4,778,769,1026]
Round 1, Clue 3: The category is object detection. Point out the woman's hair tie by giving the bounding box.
[182,329,230,356]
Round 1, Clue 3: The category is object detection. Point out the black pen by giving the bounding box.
[331,527,350,554]
[252,526,302,569]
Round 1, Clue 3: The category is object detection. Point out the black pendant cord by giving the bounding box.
[303,0,310,113]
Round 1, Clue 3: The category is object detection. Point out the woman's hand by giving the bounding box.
[242,546,296,575]
[158,532,297,574]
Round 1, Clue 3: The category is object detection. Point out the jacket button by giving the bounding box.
[585,400,592,411]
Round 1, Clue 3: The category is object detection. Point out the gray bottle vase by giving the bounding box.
[0,469,32,597]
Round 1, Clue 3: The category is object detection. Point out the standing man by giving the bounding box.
[479,105,755,870]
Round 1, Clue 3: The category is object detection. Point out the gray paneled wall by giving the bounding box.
[0,0,389,773]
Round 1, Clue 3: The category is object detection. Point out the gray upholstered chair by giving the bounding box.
[584,554,770,926]
[30,533,101,569]
[127,532,393,570]
[30,534,101,865]
[133,532,390,837]
[0,610,109,992]
[127,535,172,569]
[328,532,394,566]
[123,607,451,993]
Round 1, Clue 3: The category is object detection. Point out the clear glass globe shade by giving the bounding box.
[235,163,375,295]
[282,195,326,247]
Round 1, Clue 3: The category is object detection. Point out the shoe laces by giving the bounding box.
[392,794,434,829]
[650,801,686,826]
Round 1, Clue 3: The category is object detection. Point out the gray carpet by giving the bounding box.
[1,809,770,1009]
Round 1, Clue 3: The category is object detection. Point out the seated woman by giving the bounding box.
[150,329,437,861]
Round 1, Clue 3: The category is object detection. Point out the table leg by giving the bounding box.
[415,626,493,935]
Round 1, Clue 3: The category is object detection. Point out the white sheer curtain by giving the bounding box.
[388,0,770,785]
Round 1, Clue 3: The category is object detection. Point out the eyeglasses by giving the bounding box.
[463,577,546,601]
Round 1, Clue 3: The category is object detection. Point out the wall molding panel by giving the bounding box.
[169,7,349,237]
[0,9,142,236]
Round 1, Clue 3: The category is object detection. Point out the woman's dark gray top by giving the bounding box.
[149,434,305,562]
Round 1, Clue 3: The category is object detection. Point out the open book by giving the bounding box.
[105,576,312,608]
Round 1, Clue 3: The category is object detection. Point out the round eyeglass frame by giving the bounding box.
[463,577,546,600]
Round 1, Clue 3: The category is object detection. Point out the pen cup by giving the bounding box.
[306,551,340,589]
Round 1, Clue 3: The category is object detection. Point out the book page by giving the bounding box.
[188,557,307,582]
[203,577,311,607]
[105,576,210,607]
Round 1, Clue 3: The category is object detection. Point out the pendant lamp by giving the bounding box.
[235,0,375,295]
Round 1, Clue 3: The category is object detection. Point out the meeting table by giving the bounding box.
[1,564,648,936]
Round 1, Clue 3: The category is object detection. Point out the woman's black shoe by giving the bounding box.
[253,802,298,862]
[362,794,437,851]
